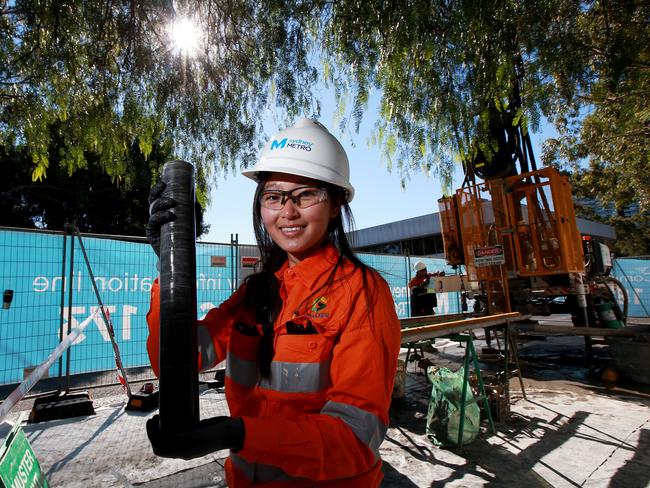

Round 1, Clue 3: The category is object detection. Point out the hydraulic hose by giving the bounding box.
[158,160,199,434]
[604,276,629,323]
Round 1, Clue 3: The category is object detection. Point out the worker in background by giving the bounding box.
[408,261,439,316]
[145,118,401,487]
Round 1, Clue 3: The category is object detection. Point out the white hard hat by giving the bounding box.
[414,261,427,272]
[242,118,355,202]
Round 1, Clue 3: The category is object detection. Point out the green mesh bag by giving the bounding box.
[425,366,480,447]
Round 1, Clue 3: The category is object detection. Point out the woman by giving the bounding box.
[145,118,401,487]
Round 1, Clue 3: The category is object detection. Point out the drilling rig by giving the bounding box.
[437,108,627,335]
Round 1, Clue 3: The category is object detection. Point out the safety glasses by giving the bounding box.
[259,186,328,210]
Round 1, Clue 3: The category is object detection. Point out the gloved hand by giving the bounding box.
[145,181,177,257]
[146,414,245,460]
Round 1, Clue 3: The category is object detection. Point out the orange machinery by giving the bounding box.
[439,167,589,315]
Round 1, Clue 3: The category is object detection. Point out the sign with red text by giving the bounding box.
[473,245,505,267]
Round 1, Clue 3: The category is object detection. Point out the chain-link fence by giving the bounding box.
[1,226,648,400]
[0,227,243,395]
[612,256,650,318]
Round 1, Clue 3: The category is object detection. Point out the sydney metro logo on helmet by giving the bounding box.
[270,138,313,152]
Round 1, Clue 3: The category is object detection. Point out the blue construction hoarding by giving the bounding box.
[0,229,235,384]
[0,228,648,385]
[612,258,650,318]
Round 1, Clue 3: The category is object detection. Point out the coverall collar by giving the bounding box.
[274,242,341,290]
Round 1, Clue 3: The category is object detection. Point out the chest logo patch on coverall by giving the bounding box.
[309,296,329,318]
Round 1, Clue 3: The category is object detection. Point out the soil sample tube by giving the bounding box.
[158,160,199,434]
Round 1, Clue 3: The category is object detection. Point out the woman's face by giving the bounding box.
[260,173,341,267]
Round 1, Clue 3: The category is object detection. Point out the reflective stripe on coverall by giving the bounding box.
[146,243,401,487]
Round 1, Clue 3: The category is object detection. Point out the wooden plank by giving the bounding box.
[400,312,524,345]
[399,313,469,329]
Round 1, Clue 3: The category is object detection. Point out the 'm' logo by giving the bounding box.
[311,296,327,312]
[270,138,287,150]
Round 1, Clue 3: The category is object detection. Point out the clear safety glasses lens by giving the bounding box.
[259,187,328,210]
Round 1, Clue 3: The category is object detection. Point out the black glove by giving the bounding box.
[145,181,177,257]
[146,414,245,460]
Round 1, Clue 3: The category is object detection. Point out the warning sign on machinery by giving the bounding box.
[473,245,506,267]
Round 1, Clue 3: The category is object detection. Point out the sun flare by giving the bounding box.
[169,17,201,57]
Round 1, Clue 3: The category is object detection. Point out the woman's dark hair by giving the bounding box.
[242,173,376,377]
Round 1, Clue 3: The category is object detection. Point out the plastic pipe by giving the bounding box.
[158,160,199,434]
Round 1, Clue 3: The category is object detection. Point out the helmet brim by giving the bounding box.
[242,160,355,203]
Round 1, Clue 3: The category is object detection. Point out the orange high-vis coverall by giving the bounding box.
[147,244,401,487]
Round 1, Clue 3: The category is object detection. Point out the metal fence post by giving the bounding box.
[57,222,69,381]
[405,253,412,317]
[64,220,75,393]
[230,233,239,294]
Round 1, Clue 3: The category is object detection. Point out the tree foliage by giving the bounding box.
[317,0,648,253]
[0,129,209,237]
[2,1,647,253]
[1,0,317,190]
[1,139,156,234]
[318,0,563,187]
[539,0,649,255]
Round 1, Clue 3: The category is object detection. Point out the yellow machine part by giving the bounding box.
[439,167,585,278]
[503,167,585,276]
[437,195,464,266]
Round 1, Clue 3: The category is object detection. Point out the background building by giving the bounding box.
[349,209,616,257]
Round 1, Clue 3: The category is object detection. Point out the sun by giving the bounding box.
[169,17,202,57]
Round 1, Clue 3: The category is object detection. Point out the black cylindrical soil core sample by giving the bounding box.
[158,160,199,434]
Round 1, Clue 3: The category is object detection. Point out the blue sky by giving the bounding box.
[202,92,557,245]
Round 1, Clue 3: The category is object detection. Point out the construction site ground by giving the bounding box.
[2,315,649,487]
